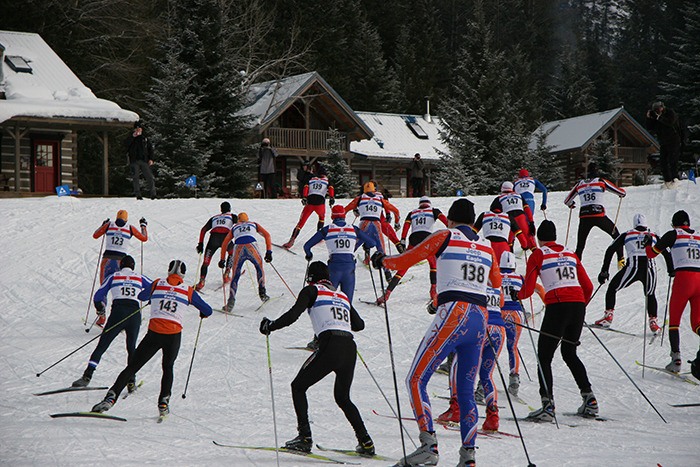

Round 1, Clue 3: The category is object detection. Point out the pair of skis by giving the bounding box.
[213,441,392,464]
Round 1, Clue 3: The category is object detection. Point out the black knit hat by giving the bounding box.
[120,255,136,270]
[672,210,690,227]
[448,199,475,224]
[221,201,231,213]
[537,220,557,241]
[306,261,330,283]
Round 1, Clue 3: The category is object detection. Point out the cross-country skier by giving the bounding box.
[281,166,335,249]
[594,213,672,333]
[513,168,548,216]
[195,202,237,291]
[258,261,374,456]
[375,196,448,306]
[91,260,212,417]
[563,164,626,261]
[344,181,400,281]
[644,210,700,374]
[370,198,501,467]
[219,212,273,312]
[72,255,151,391]
[92,210,148,326]
[492,181,536,252]
[519,220,597,422]
[474,199,512,263]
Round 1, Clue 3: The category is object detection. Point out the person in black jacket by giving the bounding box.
[125,121,156,199]
[646,101,684,189]
[259,261,374,456]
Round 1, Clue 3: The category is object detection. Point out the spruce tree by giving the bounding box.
[545,47,597,120]
[321,129,355,198]
[527,126,567,190]
[590,134,622,183]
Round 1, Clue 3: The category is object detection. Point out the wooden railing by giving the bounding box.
[265,128,349,152]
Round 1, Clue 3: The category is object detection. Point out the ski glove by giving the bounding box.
[371,252,386,270]
[94,301,106,313]
[507,287,519,302]
[353,208,360,218]
[386,214,393,225]
[394,222,401,231]
[265,250,272,263]
[568,202,576,209]
[541,204,547,211]
[329,197,335,206]
[139,217,147,227]
[102,218,110,226]
[301,198,308,206]
[426,302,437,315]
[641,234,653,247]
[259,317,274,335]
[196,242,204,254]
[668,270,676,278]
[598,271,609,284]
[528,221,536,236]
[218,259,226,269]
[305,253,313,261]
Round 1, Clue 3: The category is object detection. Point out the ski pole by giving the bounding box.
[660,278,672,347]
[512,322,581,346]
[269,263,296,299]
[586,283,605,306]
[84,235,105,325]
[583,321,667,423]
[564,207,573,247]
[356,350,416,447]
[37,304,147,377]
[642,295,648,378]
[377,269,408,462]
[367,262,379,301]
[182,317,203,399]
[612,196,623,231]
[303,260,310,289]
[193,252,203,288]
[266,335,281,467]
[485,328,537,467]
[517,346,532,382]
[85,315,101,333]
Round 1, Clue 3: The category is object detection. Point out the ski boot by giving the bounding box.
[259,286,270,302]
[223,298,235,313]
[158,396,170,417]
[284,434,312,453]
[436,353,454,375]
[665,351,682,373]
[526,397,555,422]
[482,405,499,431]
[457,446,476,467]
[127,377,138,394]
[649,316,660,333]
[92,390,117,413]
[195,277,206,292]
[355,433,375,456]
[577,391,599,417]
[436,397,460,423]
[396,431,439,466]
[594,309,614,328]
[282,228,300,249]
[72,366,95,388]
[474,381,485,405]
[96,310,106,327]
[690,348,700,381]
[508,373,520,397]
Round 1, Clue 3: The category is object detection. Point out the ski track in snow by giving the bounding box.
[1,185,699,465]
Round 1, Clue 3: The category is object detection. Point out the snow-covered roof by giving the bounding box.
[0,30,138,126]
[350,111,447,161]
[528,107,658,154]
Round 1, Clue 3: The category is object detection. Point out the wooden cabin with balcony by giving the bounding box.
[529,107,659,187]
[238,72,373,196]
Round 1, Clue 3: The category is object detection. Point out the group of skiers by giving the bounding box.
[72,164,699,467]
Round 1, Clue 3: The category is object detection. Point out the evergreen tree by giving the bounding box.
[590,134,622,182]
[321,129,355,198]
[143,41,213,197]
[527,126,567,190]
[545,47,597,120]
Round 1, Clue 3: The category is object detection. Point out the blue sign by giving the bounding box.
[55,184,70,196]
[456,189,464,196]
[185,176,197,188]
[689,169,697,184]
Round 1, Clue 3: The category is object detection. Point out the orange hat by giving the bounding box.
[331,205,346,219]
[363,181,376,193]
[117,210,128,221]
[238,212,249,222]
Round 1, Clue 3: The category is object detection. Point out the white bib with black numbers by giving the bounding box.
[308,284,353,335]
[539,246,579,292]
[499,192,524,212]
[357,194,383,219]
[514,177,536,196]
[325,225,357,255]
[486,286,501,314]
[624,229,653,258]
[211,213,235,231]
[671,229,700,269]
[149,279,190,326]
[410,208,436,233]
[232,221,258,244]
[109,270,144,302]
[436,229,493,296]
[106,223,132,254]
[481,211,510,240]
[308,177,329,197]
[576,180,605,207]
[501,272,523,295]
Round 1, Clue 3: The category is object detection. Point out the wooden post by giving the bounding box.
[96,132,109,195]
[7,124,28,192]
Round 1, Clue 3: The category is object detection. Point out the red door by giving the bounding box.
[33,141,59,192]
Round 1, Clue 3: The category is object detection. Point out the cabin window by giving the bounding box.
[5,55,32,73]
[403,116,428,139]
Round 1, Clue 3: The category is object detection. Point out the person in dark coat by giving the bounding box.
[646,101,684,189]
[125,121,156,200]
[297,161,314,196]
[258,137,278,198]
[410,153,425,197]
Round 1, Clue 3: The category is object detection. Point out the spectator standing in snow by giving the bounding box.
[258,137,278,198]
[297,161,314,196]
[410,153,425,197]
[645,101,684,189]
[125,121,156,200]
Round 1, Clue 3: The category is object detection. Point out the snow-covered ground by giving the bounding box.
[1,184,699,466]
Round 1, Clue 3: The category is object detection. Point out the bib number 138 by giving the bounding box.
[461,263,485,283]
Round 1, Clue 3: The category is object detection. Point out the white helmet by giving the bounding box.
[500,251,516,270]
[633,213,647,228]
[419,196,431,206]
[501,181,514,192]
